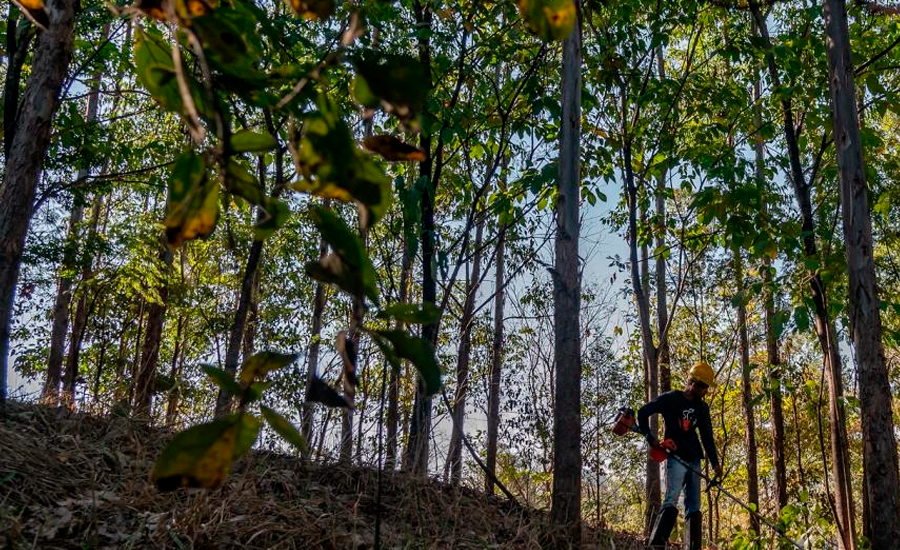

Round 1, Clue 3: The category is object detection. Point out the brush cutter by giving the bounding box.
[611,407,809,550]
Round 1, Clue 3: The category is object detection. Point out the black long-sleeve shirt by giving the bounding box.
[637,390,720,469]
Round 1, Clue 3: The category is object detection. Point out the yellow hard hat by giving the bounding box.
[688,361,717,387]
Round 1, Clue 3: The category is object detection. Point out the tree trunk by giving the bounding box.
[654,47,671,396]
[750,7,858,546]
[133,243,173,418]
[445,212,485,484]
[550,12,582,544]
[44,63,104,405]
[735,250,760,535]
[0,0,77,413]
[404,0,436,476]
[753,71,788,514]
[215,129,283,416]
[61,196,102,409]
[3,8,34,158]
[623,88,660,536]
[824,0,900,545]
[485,224,506,494]
[165,315,185,428]
[301,203,329,461]
[384,238,411,470]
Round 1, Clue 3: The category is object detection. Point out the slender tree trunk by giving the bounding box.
[550,12,582,544]
[4,8,34,158]
[751,7,857,546]
[301,203,329,461]
[654,47,671,396]
[341,118,373,463]
[215,128,283,416]
[0,0,77,413]
[43,201,84,404]
[404,0,436,475]
[445,212,485,484]
[133,243,173,418]
[623,90,660,536]
[734,250,760,535]
[753,72,788,514]
[165,315,185,428]
[61,197,102,409]
[640,197,661,536]
[384,239,411,470]
[824,1,900,545]
[42,29,106,406]
[485,224,506,494]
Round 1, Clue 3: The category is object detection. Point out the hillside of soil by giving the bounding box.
[0,402,647,549]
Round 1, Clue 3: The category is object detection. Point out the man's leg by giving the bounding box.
[649,458,687,548]
[682,460,703,550]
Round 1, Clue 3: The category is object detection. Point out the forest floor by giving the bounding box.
[0,402,650,549]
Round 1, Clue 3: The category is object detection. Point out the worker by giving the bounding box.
[638,361,723,550]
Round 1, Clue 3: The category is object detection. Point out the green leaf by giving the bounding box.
[517,0,577,41]
[225,159,265,205]
[230,130,278,153]
[260,405,307,453]
[793,306,810,333]
[134,28,210,118]
[165,151,219,247]
[306,375,350,408]
[202,364,242,397]
[306,207,379,303]
[239,351,298,385]
[370,329,441,395]
[254,198,292,240]
[352,51,427,130]
[291,104,393,226]
[151,413,257,491]
[377,302,441,325]
[234,413,261,458]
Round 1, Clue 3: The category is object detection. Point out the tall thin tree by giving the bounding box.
[823,0,900,545]
[550,6,582,543]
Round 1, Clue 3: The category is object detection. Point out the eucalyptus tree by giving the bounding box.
[822,0,900,544]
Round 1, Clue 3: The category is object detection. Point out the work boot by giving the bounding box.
[684,511,702,550]
[648,506,678,549]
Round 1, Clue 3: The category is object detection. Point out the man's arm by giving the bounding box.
[637,393,665,439]
[699,406,722,477]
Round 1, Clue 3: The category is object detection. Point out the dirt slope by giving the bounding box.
[0,403,644,549]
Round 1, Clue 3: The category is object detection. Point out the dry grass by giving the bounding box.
[0,402,646,549]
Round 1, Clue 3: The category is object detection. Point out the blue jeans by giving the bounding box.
[661,456,701,516]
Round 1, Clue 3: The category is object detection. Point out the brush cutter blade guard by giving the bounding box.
[612,407,636,435]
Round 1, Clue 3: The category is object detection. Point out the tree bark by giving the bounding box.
[215,126,283,416]
[824,0,900,545]
[735,250,760,535]
[61,196,102,409]
[404,0,436,476]
[753,70,788,514]
[301,203,329,461]
[133,243,173,418]
[0,0,77,413]
[750,6,858,546]
[3,8,34,158]
[384,238,411,470]
[445,212,485,484]
[550,12,582,544]
[165,314,185,427]
[485,224,506,494]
